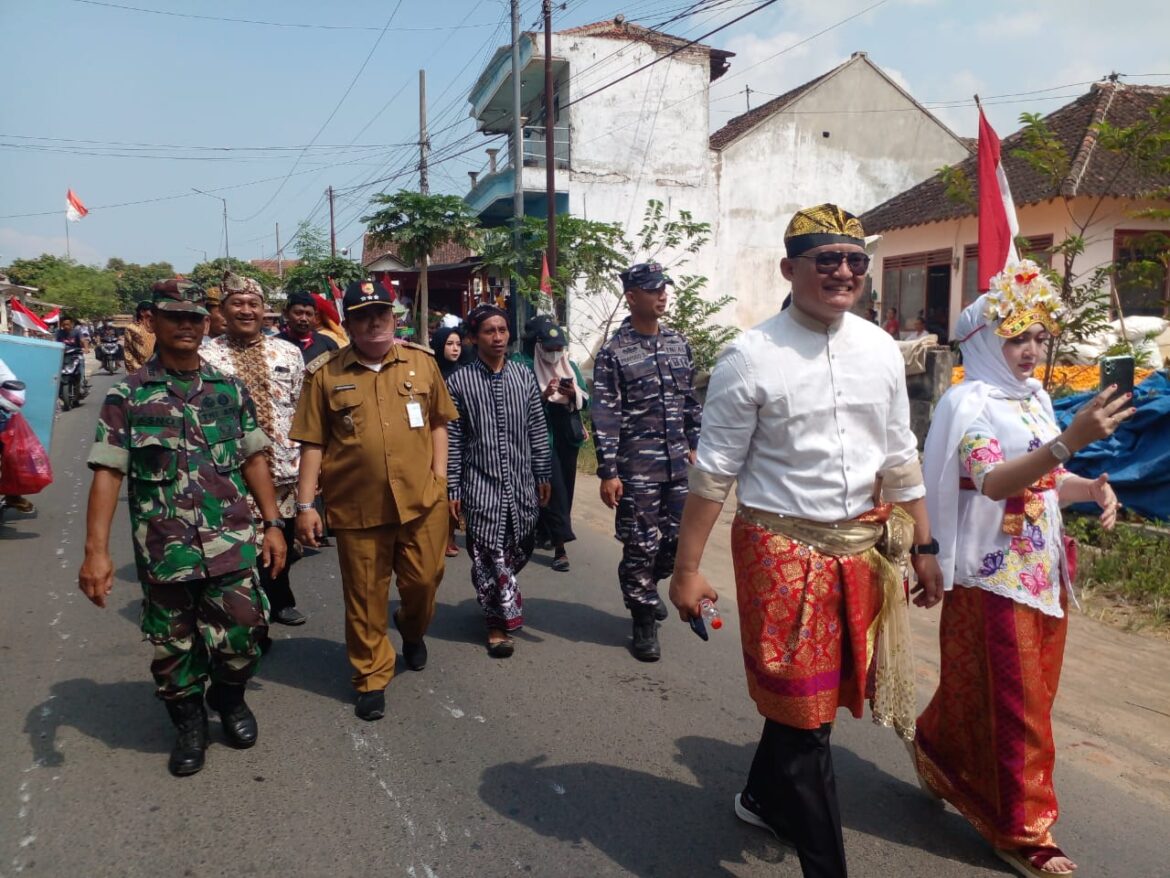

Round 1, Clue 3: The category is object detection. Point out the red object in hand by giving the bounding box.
[0,412,53,495]
[699,598,722,630]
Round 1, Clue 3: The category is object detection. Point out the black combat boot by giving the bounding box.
[164,695,209,777]
[206,683,258,749]
[631,605,662,662]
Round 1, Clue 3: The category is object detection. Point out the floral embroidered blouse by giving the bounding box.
[956,394,1072,617]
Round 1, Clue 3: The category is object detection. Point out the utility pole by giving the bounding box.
[745,85,752,110]
[543,0,557,313]
[275,223,282,279]
[328,186,336,257]
[419,69,429,195]
[510,0,524,242]
[192,188,229,262]
[418,68,431,333]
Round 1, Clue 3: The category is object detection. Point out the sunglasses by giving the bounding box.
[795,251,871,275]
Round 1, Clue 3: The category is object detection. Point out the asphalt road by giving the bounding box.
[1,369,1166,877]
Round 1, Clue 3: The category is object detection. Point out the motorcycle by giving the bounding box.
[97,339,123,374]
[59,347,90,411]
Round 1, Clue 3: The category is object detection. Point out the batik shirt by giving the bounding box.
[87,356,269,584]
[958,394,1072,617]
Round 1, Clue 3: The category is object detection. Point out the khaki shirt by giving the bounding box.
[290,343,458,529]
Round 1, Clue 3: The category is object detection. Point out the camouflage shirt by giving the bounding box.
[87,356,270,584]
[591,318,702,483]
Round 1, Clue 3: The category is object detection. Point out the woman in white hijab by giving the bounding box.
[914,260,1134,877]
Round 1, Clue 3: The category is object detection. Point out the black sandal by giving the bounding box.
[487,637,515,658]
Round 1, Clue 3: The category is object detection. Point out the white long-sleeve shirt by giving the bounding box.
[692,305,924,523]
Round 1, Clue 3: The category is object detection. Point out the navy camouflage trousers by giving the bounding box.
[140,570,269,701]
[614,477,688,610]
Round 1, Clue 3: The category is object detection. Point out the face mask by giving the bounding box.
[537,346,563,365]
[352,324,396,360]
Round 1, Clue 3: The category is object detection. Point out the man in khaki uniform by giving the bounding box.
[291,278,457,721]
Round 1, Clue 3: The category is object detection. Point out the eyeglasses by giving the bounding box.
[794,251,871,275]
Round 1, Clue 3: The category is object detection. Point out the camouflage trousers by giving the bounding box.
[614,478,688,610]
[140,570,269,701]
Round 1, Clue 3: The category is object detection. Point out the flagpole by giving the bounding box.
[65,215,71,259]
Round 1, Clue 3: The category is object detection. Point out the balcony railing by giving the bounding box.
[471,125,570,187]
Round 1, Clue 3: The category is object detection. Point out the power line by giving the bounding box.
[234,1,406,224]
[67,0,498,32]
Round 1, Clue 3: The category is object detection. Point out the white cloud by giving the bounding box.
[973,11,1045,40]
[0,227,101,266]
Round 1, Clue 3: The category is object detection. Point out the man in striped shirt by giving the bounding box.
[446,304,552,658]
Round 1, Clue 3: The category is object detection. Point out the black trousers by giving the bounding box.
[536,406,581,547]
[257,516,299,614]
[745,719,847,878]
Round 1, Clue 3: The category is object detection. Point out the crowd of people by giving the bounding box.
[70,202,1133,878]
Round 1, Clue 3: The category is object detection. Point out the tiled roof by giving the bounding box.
[861,82,1170,233]
[709,71,832,150]
[362,234,475,268]
[249,258,299,276]
[557,18,733,81]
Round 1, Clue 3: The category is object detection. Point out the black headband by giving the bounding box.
[785,232,866,258]
[465,304,508,334]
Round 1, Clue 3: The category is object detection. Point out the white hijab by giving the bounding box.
[922,294,1053,589]
[534,342,587,409]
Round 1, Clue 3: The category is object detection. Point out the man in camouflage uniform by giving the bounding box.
[592,262,702,661]
[79,279,287,777]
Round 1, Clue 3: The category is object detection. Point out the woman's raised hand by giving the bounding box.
[1063,387,1135,451]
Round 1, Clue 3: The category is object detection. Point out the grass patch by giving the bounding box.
[577,409,597,475]
[1064,513,1170,625]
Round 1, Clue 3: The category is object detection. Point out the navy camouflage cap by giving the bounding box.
[620,262,673,291]
[151,278,209,316]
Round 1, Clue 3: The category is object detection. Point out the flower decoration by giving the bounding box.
[984,258,1064,338]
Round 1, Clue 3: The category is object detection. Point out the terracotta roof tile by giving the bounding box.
[362,233,474,268]
[861,83,1170,233]
[249,258,300,276]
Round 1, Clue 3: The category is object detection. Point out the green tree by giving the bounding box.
[663,275,737,373]
[188,257,279,294]
[362,191,480,332]
[290,221,330,263]
[38,263,119,321]
[105,258,176,311]
[281,256,364,301]
[4,253,73,289]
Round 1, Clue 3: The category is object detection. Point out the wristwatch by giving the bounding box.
[295,502,315,513]
[1048,439,1072,463]
[910,538,940,556]
[261,519,286,530]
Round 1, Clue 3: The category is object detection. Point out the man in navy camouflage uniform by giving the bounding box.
[592,262,702,661]
[79,279,287,777]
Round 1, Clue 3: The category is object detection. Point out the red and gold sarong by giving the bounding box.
[732,505,902,731]
[914,585,1068,849]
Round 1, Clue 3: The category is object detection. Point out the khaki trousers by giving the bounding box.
[334,500,448,692]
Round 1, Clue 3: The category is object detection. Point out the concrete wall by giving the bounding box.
[714,57,970,329]
[553,33,720,362]
[871,197,1170,337]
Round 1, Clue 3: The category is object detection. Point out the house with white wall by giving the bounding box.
[862,82,1170,340]
[460,17,970,351]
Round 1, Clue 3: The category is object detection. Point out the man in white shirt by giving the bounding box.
[670,203,944,878]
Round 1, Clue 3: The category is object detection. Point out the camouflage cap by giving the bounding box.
[151,278,209,316]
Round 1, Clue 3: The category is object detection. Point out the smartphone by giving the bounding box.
[558,377,574,390]
[1099,355,1135,403]
[688,615,709,641]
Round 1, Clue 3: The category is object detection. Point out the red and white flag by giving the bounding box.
[378,274,398,302]
[539,253,554,298]
[42,308,61,325]
[977,108,1020,291]
[66,189,88,222]
[7,297,52,335]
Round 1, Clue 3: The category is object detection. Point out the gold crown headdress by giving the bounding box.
[984,259,1063,338]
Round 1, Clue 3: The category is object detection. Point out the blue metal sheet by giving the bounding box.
[0,335,66,451]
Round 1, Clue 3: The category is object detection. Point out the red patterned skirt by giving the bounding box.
[731,513,885,730]
[914,585,1068,849]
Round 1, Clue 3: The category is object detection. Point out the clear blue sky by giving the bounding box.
[2,0,1167,272]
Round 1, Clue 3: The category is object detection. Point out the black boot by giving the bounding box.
[652,590,670,621]
[206,683,258,749]
[164,695,209,777]
[630,606,661,662]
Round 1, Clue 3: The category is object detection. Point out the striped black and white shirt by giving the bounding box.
[446,358,552,552]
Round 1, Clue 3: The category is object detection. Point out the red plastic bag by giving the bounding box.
[0,412,53,495]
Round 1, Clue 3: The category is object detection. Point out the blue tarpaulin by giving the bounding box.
[1052,370,1170,522]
